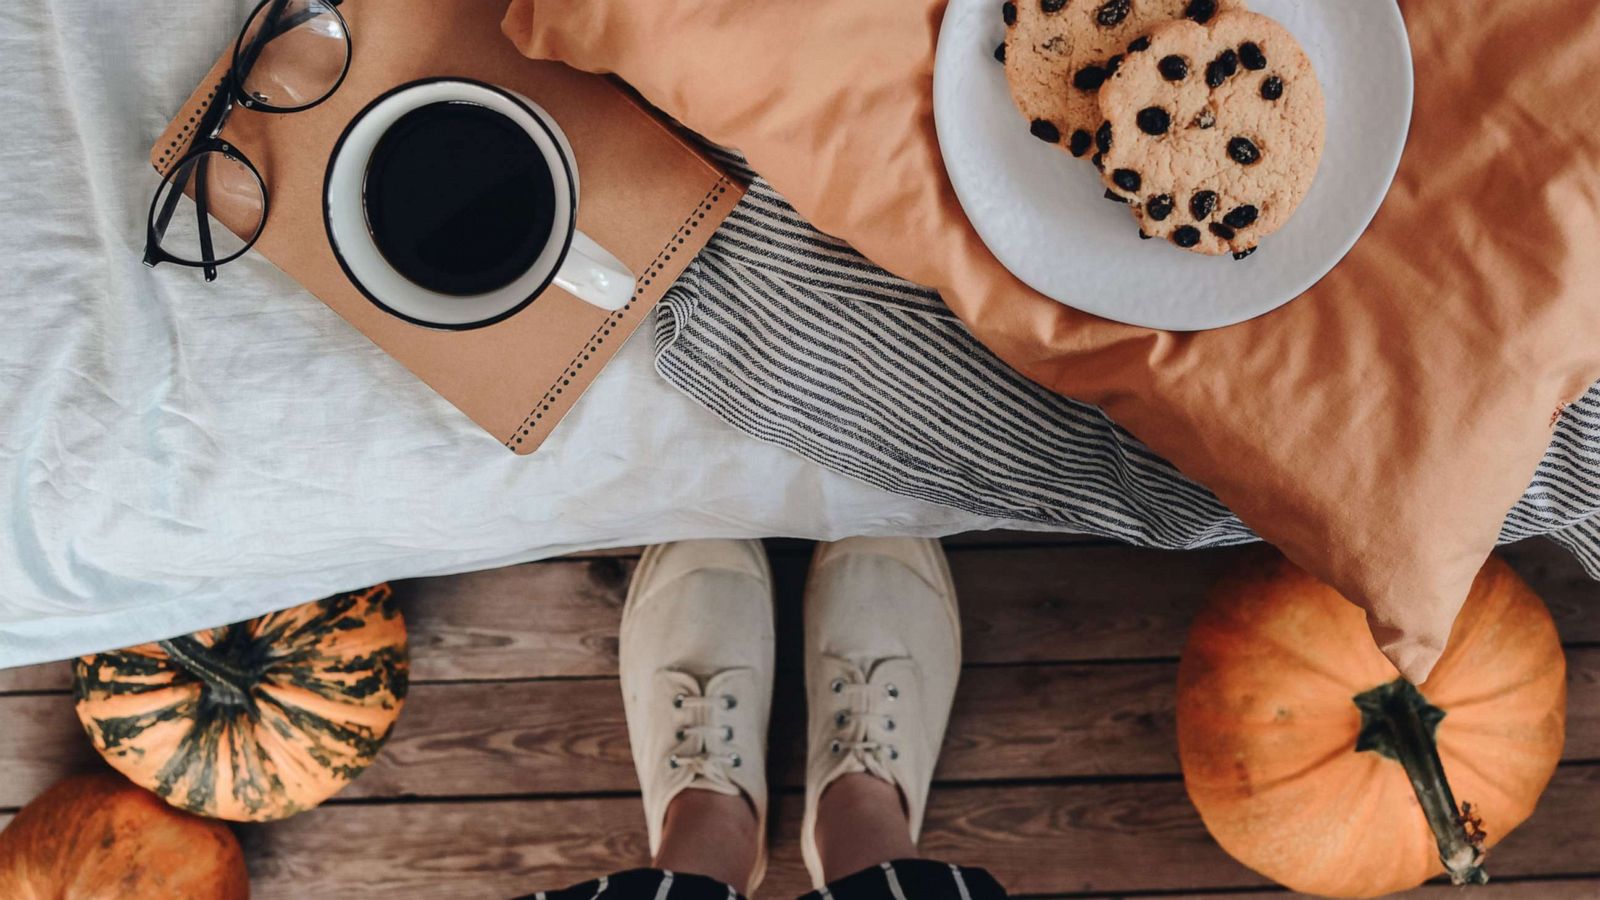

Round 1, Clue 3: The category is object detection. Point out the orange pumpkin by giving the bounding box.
[74,585,408,821]
[1178,550,1565,898]
[0,772,249,899]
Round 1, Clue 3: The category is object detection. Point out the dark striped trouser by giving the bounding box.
[518,860,1006,900]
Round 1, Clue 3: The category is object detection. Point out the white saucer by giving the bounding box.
[933,0,1413,331]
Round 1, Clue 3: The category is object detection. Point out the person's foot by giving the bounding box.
[800,537,961,887]
[621,540,775,895]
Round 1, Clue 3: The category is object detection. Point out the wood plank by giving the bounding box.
[397,537,1600,680]
[1149,880,1600,900]
[2,663,1176,808]
[3,536,1592,688]
[237,795,648,899]
[753,766,1600,896]
[346,662,1179,800]
[1391,881,1600,899]
[344,679,632,801]
[952,538,1600,666]
[554,545,644,559]
[0,661,71,693]
[396,556,634,681]
[0,693,100,810]
[236,766,1600,899]
[949,545,1224,665]
[1571,648,1600,762]
[1504,538,1600,647]
[9,646,1599,808]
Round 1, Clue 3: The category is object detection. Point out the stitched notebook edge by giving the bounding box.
[151,58,235,176]
[505,176,735,451]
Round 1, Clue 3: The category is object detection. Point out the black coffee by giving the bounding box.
[364,101,558,296]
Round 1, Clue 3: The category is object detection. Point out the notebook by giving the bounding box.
[148,0,743,454]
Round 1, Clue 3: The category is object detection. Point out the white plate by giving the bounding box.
[933,0,1412,331]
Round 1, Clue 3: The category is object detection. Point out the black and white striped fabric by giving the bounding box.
[519,861,1006,900]
[656,155,1600,577]
[522,869,741,900]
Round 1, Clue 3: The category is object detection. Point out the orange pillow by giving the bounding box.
[504,1,1600,680]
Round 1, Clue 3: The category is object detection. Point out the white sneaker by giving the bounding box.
[620,540,775,895]
[799,537,961,887]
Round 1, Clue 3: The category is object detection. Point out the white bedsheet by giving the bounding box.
[0,1,1024,669]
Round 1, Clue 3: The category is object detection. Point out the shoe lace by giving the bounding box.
[823,657,903,764]
[662,673,745,787]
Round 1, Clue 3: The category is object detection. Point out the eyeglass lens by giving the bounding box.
[237,0,350,111]
[151,150,266,265]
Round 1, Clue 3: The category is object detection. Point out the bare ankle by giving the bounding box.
[653,789,760,891]
[814,773,917,883]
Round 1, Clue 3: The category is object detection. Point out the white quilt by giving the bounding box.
[0,1,1024,668]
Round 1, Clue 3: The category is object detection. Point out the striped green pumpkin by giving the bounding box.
[74,585,408,821]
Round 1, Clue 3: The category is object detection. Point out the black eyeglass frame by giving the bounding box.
[142,0,351,282]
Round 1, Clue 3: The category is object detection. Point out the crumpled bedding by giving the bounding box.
[0,0,1022,668]
[503,0,1600,681]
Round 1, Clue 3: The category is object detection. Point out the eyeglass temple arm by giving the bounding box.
[193,153,219,282]
[145,160,194,266]
[145,63,234,253]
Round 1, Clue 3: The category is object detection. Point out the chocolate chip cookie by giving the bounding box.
[1095,10,1325,256]
[1002,0,1248,159]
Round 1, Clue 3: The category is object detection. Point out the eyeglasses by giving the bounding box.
[143,0,352,282]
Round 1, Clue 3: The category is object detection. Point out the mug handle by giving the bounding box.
[554,231,634,311]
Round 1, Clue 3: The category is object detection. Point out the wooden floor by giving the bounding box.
[2,535,1597,898]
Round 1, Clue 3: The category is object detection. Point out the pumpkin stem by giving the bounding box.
[1354,679,1489,886]
[158,635,261,717]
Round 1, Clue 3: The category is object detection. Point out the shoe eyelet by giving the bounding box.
[834,711,850,727]
[730,753,742,768]
[885,718,896,731]
[830,739,843,754]
[672,693,687,709]
[675,728,686,741]
[668,754,680,769]
[722,694,737,711]
[830,678,845,694]
[723,725,734,740]
[885,684,899,700]
[888,746,899,760]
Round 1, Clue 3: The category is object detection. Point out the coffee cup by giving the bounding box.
[324,77,634,330]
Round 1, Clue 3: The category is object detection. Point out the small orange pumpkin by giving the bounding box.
[0,771,249,899]
[1178,550,1565,898]
[74,585,408,821]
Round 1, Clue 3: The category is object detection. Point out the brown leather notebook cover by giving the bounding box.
[148,0,743,454]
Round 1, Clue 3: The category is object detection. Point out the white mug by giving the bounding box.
[324,77,634,330]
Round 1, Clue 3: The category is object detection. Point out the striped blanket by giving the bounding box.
[656,157,1600,577]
